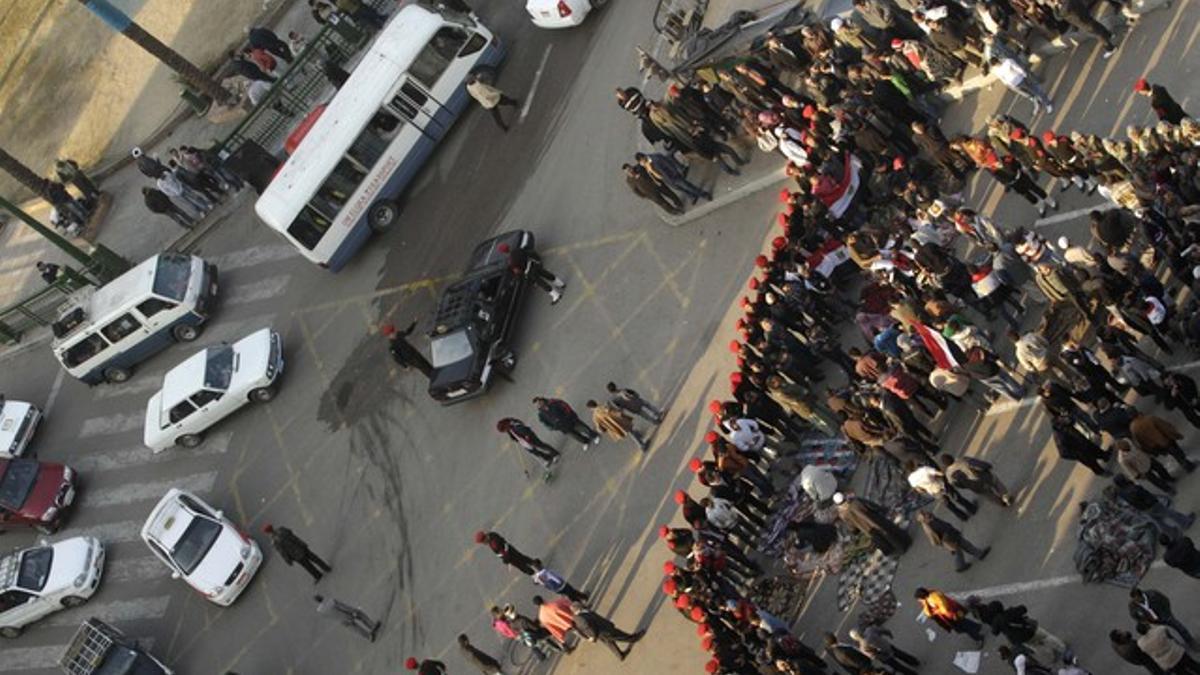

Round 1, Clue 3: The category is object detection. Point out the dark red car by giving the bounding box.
[0,458,76,533]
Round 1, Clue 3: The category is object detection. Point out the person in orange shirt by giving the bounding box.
[534,595,578,649]
[915,587,985,647]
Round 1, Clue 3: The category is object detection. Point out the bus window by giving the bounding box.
[409,27,470,88]
[348,123,389,170]
[287,206,333,251]
[311,159,366,216]
[390,80,428,121]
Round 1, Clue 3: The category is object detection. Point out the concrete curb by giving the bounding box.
[658,169,786,227]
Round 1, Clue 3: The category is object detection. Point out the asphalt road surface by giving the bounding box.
[2,1,1200,674]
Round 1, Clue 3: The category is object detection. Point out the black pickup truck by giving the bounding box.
[427,230,534,404]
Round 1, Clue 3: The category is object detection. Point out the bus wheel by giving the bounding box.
[104,367,131,383]
[368,200,401,232]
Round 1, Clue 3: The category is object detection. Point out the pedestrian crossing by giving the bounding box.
[0,241,305,674]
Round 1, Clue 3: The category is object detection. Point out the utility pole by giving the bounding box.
[75,0,233,105]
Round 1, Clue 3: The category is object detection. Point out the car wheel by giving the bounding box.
[61,595,87,609]
[104,367,131,383]
[499,349,517,371]
[172,323,200,342]
[177,434,203,449]
[367,200,401,233]
[249,386,276,403]
[0,626,21,639]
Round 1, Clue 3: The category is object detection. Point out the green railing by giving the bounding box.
[0,268,92,345]
[217,0,393,158]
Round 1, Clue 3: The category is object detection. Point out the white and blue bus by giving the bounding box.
[255,5,504,270]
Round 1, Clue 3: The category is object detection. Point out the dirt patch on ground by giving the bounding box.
[0,0,284,199]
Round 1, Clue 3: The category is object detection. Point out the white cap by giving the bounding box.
[131,147,143,158]
[1192,265,1200,280]
[832,491,846,505]
[1057,236,1070,250]
[831,17,845,31]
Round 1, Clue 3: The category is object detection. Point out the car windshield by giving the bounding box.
[152,255,192,301]
[430,330,474,368]
[0,460,38,510]
[204,347,235,390]
[171,515,223,575]
[95,646,167,675]
[17,547,53,591]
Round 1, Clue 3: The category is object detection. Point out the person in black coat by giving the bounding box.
[264,524,332,581]
[457,634,503,674]
[824,633,874,674]
[382,321,433,378]
[1134,79,1189,125]
[247,26,294,63]
[1050,414,1110,475]
[1160,534,1200,579]
[1129,587,1199,649]
[227,52,276,82]
[1163,372,1200,429]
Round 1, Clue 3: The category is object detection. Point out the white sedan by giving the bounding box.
[0,396,41,459]
[143,328,282,452]
[525,0,606,28]
[0,536,104,638]
[141,489,261,606]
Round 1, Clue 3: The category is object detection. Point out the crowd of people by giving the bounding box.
[604,0,1200,673]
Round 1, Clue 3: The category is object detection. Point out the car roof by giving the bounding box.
[142,489,198,550]
[51,256,160,348]
[160,348,211,409]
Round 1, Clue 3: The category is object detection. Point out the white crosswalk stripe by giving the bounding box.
[105,555,170,584]
[91,375,162,401]
[211,243,300,271]
[78,412,143,439]
[43,595,170,628]
[72,520,145,545]
[224,275,291,307]
[72,433,232,473]
[80,471,218,508]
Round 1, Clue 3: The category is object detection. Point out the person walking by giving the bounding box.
[623,163,685,214]
[915,587,986,646]
[987,54,1054,115]
[496,418,560,470]
[457,634,504,674]
[404,658,447,674]
[497,242,565,304]
[572,604,645,660]
[834,492,912,556]
[1137,624,1200,675]
[531,565,589,604]
[917,510,991,572]
[475,531,541,576]
[1129,587,1198,649]
[1050,0,1117,57]
[1160,533,1200,580]
[263,524,331,582]
[606,381,665,424]
[907,464,979,521]
[467,73,520,131]
[1129,412,1197,473]
[141,187,194,228]
[1112,629,1168,675]
[940,453,1014,506]
[314,594,380,641]
[533,396,599,447]
[587,399,649,451]
[533,595,578,647]
[1133,78,1189,125]
[848,625,921,675]
[382,321,433,379]
[1116,439,1176,494]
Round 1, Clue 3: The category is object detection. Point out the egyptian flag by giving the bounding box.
[812,152,862,218]
[913,321,963,370]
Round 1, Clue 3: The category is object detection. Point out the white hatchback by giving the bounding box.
[141,489,261,606]
[142,328,282,452]
[525,0,606,28]
[0,536,104,638]
[0,396,41,459]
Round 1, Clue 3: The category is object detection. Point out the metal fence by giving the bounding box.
[0,271,91,344]
[654,0,710,43]
[217,0,394,158]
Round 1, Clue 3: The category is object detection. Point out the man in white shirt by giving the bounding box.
[907,464,978,520]
[467,74,520,131]
[990,56,1053,116]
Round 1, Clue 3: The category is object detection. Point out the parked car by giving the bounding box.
[0,536,104,638]
[142,328,283,452]
[141,489,261,606]
[0,396,41,459]
[525,0,606,28]
[427,231,533,404]
[60,617,173,675]
[0,458,76,533]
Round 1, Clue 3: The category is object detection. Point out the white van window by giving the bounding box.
[153,255,193,300]
[63,333,108,368]
[137,297,177,318]
[410,27,470,87]
[100,314,142,343]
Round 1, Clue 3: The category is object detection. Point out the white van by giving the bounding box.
[255,4,504,271]
[50,254,218,385]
